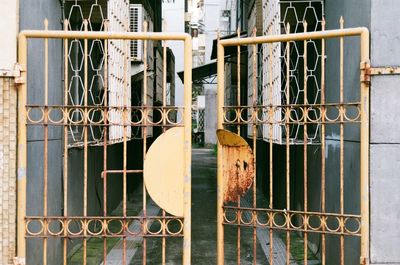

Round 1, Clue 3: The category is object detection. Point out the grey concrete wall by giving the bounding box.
[20,1,64,264]
[302,0,371,263]
[370,1,400,263]
[204,87,217,144]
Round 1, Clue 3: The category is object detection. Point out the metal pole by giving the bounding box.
[16,33,27,264]
[183,35,192,265]
[216,40,225,265]
[360,28,370,265]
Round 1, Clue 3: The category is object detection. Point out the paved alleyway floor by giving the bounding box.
[128,148,266,264]
[68,148,317,264]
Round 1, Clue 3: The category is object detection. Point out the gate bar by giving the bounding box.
[220,27,369,46]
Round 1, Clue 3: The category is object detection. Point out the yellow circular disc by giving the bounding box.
[144,127,184,217]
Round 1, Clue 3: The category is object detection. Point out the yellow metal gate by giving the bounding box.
[16,21,192,264]
[216,26,370,264]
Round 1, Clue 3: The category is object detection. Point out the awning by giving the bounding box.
[177,60,217,84]
[210,31,248,60]
[178,32,248,84]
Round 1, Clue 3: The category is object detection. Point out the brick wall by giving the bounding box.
[0,77,17,265]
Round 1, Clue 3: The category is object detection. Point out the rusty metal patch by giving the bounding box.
[217,129,255,203]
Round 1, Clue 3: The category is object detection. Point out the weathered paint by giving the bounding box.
[217,129,254,203]
[144,127,184,217]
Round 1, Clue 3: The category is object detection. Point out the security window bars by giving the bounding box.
[261,0,324,144]
[65,0,131,147]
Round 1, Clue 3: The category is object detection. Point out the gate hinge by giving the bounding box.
[369,66,400,75]
[360,61,371,84]
[14,63,26,84]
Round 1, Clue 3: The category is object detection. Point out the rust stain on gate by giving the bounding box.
[216,25,370,265]
[217,129,254,203]
[15,21,192,265]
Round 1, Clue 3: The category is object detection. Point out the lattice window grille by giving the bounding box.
[261,0,324,144]
[197,108,205,132]
[65,0,131,146]
[66,1,108,146]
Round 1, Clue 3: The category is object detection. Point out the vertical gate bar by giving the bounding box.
[161,39,167,265]
[268,41,274,265]
[339,17,345,265]
[251,27,257,265]
[17,31,27,263]
[183,34,192,265]
[303,21,308,265]
[63,19,69,265]
[103,20,109,265]
[216,39,225,265]
[123,37,128,265]
[285,23,291,265]
[236,27,241,265]
[320,19,326,265]
[83,20,89,265]
[360,28,370,265]
[43,19,49,265]
[142,21,148,265]
[237,28,241,136]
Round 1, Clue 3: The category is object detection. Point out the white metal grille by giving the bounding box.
[66,2,107,146]
[261,0,324,144]
[65,0,131,146]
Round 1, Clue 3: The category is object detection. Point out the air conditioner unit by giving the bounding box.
[129,4,150,61]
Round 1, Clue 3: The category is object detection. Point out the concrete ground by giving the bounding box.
[131,148,267,264]
[69,148,313,264]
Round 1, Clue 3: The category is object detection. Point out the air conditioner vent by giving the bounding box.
[129,4,143,61]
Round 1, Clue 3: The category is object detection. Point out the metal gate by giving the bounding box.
[16,21,192,264]
[216,26,370,264]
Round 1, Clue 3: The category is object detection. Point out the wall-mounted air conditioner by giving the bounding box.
[129,4,151,61]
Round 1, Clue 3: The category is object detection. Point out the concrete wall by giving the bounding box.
[204,88,217,144]
[20,1,64,263]
[0,0,18,72]
[162,0,185,107]
[370,1,400,263]
[303,0,371,263]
